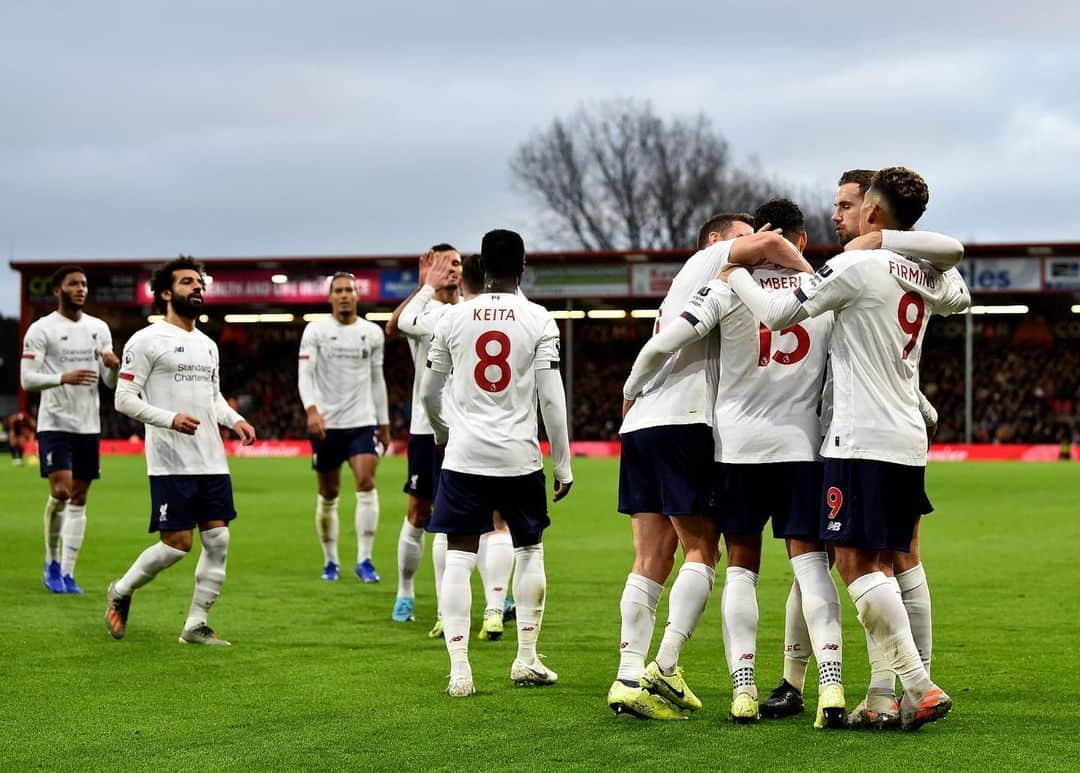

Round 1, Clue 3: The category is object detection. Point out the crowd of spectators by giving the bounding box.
[22,313,1079,447]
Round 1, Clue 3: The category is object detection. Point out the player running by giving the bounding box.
[421,229,573,697]
[724,167,970,731]
[762,169,963,726]
[298,272,389,583]
[106,256,256,645]
[20,266,119,594]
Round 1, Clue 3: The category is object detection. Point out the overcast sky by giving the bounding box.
[3,1,1078,316]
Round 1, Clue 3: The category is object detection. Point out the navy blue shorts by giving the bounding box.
[429,469,548,538]
[618,424,713,516]
[311,426,378,472]
[148,474,236,533]
[711,461,823,540]
[820,459,933,552]
[403,434,436,499]
[37,431,100,480]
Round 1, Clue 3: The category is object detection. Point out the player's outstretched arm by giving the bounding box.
[536,368,572,501]
[727,231,814,274]
[419,368,450,445]
[725,267,809,330]
[846,230,965,272]
[621,319,699,401]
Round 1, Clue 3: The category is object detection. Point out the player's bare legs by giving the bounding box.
[639,514,716,714]
[834,544,949,730]
[349,452,380,582]
[314,469,342,578]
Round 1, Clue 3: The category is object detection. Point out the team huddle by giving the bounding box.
[19,165,968,731]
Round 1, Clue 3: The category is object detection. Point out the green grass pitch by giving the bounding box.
[1,457,1078,771]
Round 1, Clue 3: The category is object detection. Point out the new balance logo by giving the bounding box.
[159,503,169,522]
[450,635,464,643]
[824,643,840,651]
[827,521,841,532]
[619,641,629,649]
[46,451,53,466]
[174,346,184,353]
[409,474,418,489]
[739,653,754,661]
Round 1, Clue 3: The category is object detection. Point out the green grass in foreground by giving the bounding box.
[1,457,1078,771]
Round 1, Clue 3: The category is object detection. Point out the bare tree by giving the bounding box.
[511,99,834,249]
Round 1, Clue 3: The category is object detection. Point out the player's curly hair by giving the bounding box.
[151,255,204,312]
[869,167,929,230]
[753,198,805,242]
[480,229,526,280]
[697,212,754,249]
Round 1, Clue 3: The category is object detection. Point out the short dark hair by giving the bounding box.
[151,255,203,312]
[868,167,929,230]
[697,213,754,250]
[480,229,526,279]
[753,198,806,242]
[838,169,876,195]
[461,254,484,294]
[430,243,457,253]
[50,265,86,289]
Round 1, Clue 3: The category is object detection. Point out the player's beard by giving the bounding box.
[171,293,203,320]
[59,289,84,312]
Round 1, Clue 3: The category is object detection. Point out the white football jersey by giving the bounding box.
[619,239,734,434]
[401,295,451,436]
[797,250,969,465]
[298,317,386,429]
[119,322,232,476]
[681,269,832,463]
[427,292,561,477]
[21,311,115,434]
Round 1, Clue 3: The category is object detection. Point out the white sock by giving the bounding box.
[616,573,663,684]
[480,530,514,615]
[115,541,188,597]
[791,551,843,688]
[722,566,759,698]
[849,571,931,694]
[513,545,546,664]
[432,532,447,618]
[396,518,425,599]
[355,490,379,563]
[441,549,477,679]
[60,504,87,577]
[864,576,901,692]
[655,562,715,675]
[43,495,65,564]
[897,563,933,673]
[781,579,811,693]
[315,495,340,565]
[184,527,229,630]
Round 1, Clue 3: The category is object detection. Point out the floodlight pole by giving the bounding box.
[964,308,973,443]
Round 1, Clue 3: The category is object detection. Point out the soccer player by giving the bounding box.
[106,256,256,645]
[763,169,962,725]
[298,272,390,583]
[384,245,462,623]
[421,229,573,697]
[607,213,757,720]
[724,167,970,731]
[20,266,119,594]
[6,411,35,467]
[621,202,837,724]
